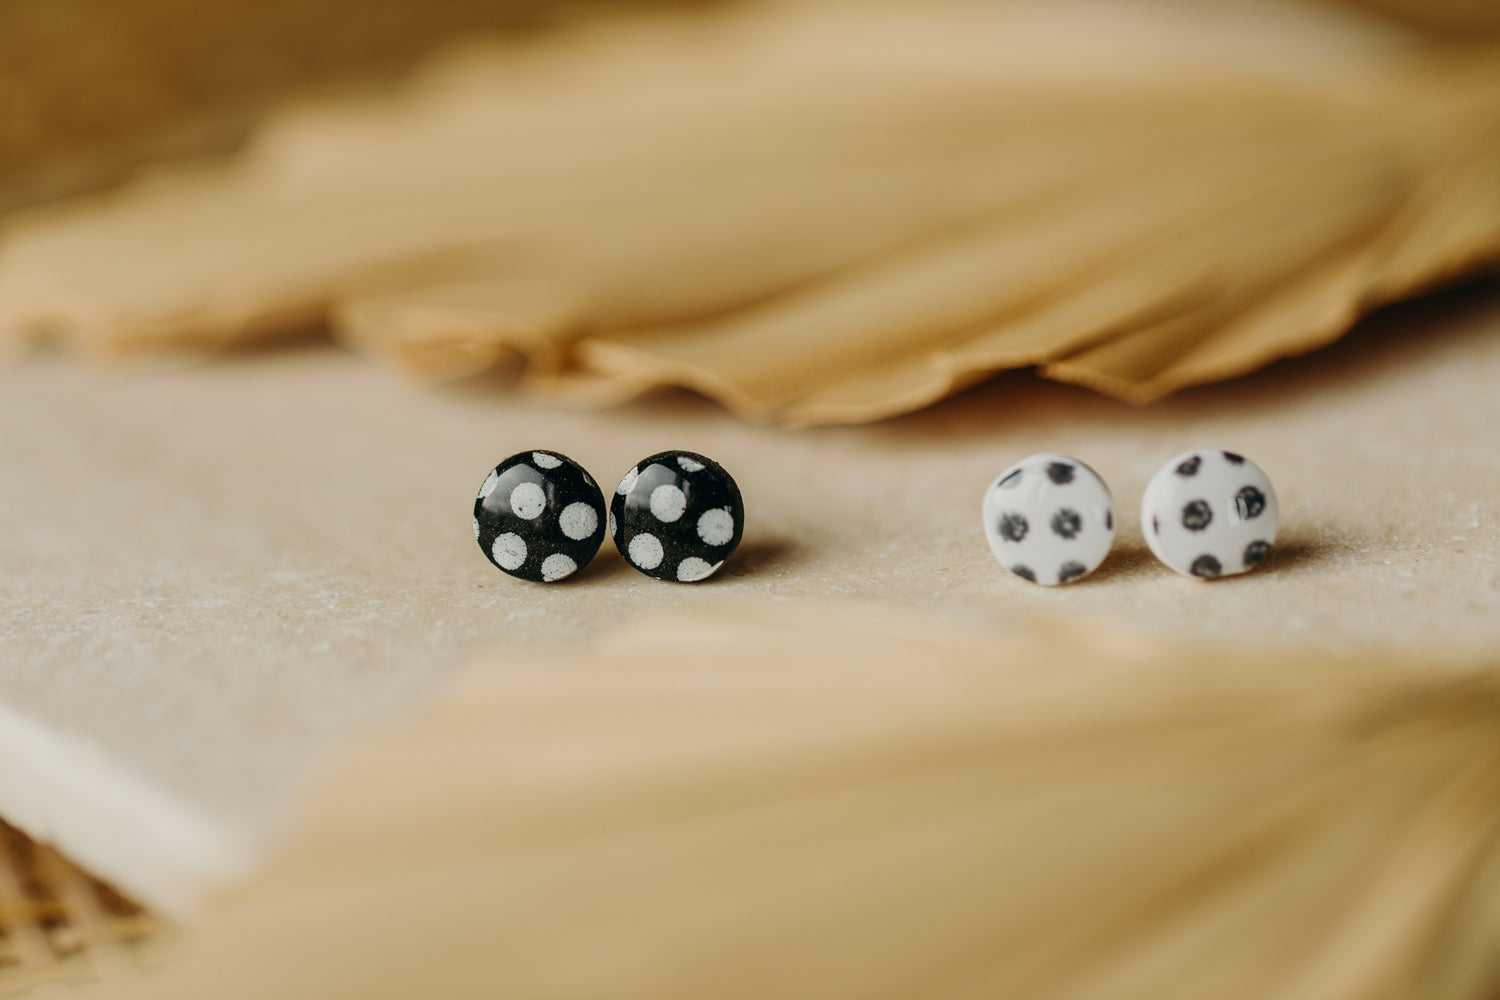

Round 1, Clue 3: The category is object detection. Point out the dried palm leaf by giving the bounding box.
[2,1,1498,423]
[92,605,1500,1000]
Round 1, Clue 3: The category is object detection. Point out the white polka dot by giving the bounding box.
[649,484,687,522]
[541,553,577,582]
[559,501,598,540]
[615,467,639,496]
[609,511,617,538]
[676,557,722,582]
[509,481,546,520]
[697,507,734,546]
[491,533,526,570]
[531,452,562,469]
[472,515,480,541]
[677,456,705,473]
[477,470,500,500]
[628,533,663,570]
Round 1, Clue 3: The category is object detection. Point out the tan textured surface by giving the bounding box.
[1,282,1499,914]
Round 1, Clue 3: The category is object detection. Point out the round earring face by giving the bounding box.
[982,454,1116,585]
[612,451,743,583]
[473,451,605,582]
[1141,449,1278,579]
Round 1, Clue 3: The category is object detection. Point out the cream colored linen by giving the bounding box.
[0,286,1497,915]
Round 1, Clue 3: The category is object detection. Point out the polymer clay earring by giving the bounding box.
[473,451,606,582]
[982,453,1116,585]
[1141,449,1278,579]
[612,450,744,582]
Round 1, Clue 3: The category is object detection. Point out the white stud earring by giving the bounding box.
[1141,449,1278,579]
[982,454,1116,586]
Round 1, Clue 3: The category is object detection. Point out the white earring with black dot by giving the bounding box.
[1141,449,1278,579]
[982,454,1116,586]
[473,451,606,583]
[612,451,744,583]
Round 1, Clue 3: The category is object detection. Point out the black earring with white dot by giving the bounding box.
[612,450,744,583]
[981,453,1116,586]
[473,451,606,583]
[1141,449,1278,579]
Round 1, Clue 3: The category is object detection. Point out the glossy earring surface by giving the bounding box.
[982,453,1115,586]
[474,451,605,582]
[612,450,743,582]
[1141,449,1278,579]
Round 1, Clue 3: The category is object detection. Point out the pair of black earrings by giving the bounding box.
[473,450,744,584]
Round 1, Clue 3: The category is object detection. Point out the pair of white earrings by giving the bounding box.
[981,450,1279,586]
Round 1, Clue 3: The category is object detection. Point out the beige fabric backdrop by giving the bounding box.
[1,281,1498,914]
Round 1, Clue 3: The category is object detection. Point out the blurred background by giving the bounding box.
[0,0,718,214]
[4,0,1500,420]
[2,0,1498,216]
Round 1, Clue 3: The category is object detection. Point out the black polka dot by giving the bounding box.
[997,469,1023,490]
[1010,565,1036,583]
[1235,486,1266,520]
[1046,462,1075,485]
[1190,554,1222,579]
[1105,509,1114,531]
[1181,499,1213,531]
[1152,515,1160,536]
[1058,561,1087,584]
[1243,540,1270,568]
[1223,451,1245,465]
[999,512,1029,543]
[1175,456,1202,477]
[1050,507,1083,540]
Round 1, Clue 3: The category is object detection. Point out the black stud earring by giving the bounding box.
[473,451,606,582]
[611,450,744,582]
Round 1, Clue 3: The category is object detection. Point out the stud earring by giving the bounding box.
[473,451,606,582]
[982,453,1116,586]
[612,450,743,582]
[1141,449,1278,579]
